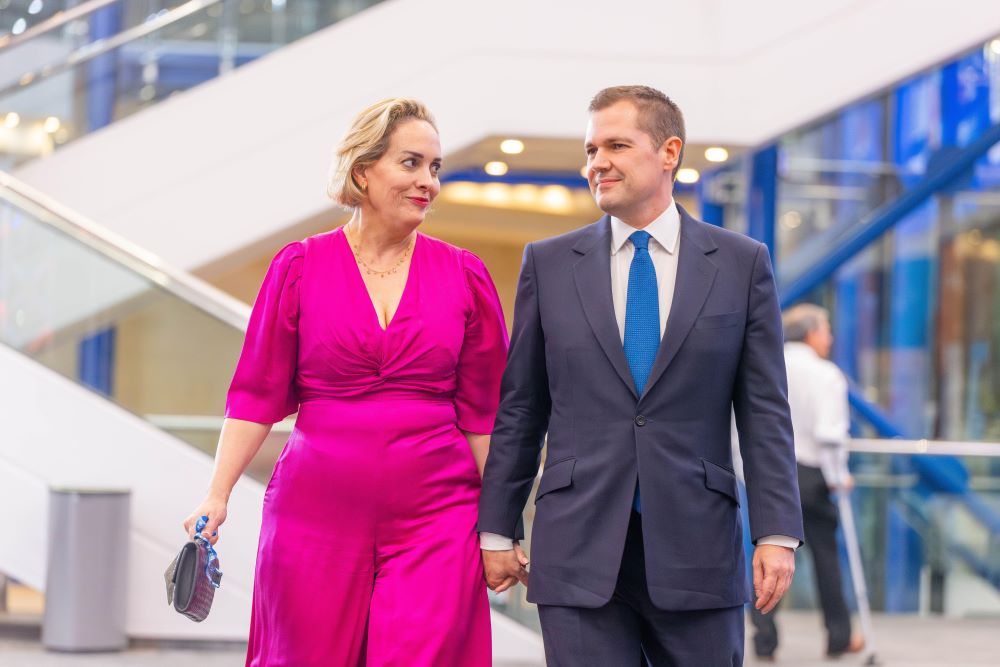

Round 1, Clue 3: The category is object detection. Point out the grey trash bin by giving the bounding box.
[42,488,130,652]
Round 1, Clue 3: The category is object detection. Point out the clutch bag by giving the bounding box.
[164,516,223,622]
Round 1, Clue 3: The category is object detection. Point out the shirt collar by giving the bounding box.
[610,200,680,255]
[784,341,819,358]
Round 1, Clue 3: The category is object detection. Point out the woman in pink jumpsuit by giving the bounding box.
[185,99,508,666]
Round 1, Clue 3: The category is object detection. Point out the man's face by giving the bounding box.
[806,317,834,359]
[584,100,678,220]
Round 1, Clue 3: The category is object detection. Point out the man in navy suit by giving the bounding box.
[478,85,804,665]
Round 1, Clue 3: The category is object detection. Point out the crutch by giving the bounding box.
[831,470,880,665]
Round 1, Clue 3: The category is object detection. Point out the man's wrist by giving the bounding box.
[758,534,800,550]
[480,532,515,551]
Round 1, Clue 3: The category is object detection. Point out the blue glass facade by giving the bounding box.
[701,38,1000,613]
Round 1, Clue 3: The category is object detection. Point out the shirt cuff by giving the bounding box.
[758,534,800,550]
[479,532,515,551]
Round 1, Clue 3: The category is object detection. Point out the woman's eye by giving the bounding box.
[431,163,441,174]
[403,158,416,167]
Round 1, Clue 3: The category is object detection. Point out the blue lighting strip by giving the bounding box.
[779,121,1000,309]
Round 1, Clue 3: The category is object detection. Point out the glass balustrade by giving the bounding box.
[0,172,259,466]
[0,0,383,167]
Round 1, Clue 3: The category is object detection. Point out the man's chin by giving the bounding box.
[594,194,620,216]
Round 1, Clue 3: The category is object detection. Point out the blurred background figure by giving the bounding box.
[749,304,865,661]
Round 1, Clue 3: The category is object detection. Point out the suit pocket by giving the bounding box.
[702,458,739,505]
[694,310,742,330]
[535,457,575,503]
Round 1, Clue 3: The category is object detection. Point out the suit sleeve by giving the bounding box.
[733,244,805,545]
[477,243,551,540]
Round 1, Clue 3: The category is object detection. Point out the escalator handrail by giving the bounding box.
[0,0,223,99]
[0,0,120,51]
[0,170,250,331]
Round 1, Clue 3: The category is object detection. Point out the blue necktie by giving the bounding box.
[623,230,659,513]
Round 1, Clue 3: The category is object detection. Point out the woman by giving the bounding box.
[183,98,509,666]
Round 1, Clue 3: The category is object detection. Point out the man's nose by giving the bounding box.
[591,152,610,172]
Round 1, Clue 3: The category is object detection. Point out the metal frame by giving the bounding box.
[849,438,1000,457]
[779,121,1000,308]
[0,0,120,51]
[0,0,223,99]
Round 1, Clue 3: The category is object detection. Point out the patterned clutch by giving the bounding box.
[164,516,223,622]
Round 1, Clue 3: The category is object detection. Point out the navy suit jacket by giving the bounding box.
[478,205,804,611]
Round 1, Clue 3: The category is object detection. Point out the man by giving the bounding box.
[750,304,864,661]
[478,85,804,665]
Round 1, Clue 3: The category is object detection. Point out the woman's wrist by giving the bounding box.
[206,485,231,504]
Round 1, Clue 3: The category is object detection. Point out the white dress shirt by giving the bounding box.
[783,342,851,485]
[482,202,795,551]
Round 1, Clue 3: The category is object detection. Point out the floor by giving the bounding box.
[1,611,998,666]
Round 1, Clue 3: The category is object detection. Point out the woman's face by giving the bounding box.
[359,119,442,230]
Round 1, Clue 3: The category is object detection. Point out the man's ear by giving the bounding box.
[661,136,683,174]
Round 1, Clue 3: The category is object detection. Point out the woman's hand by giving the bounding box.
[183,496,228,546]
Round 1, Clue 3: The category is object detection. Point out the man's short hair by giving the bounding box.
[588,85,686,179]
[782,304,829,343]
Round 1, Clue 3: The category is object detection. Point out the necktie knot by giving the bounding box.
[629,230,651,252]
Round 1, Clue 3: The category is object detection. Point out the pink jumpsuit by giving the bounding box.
[226,229,508,666]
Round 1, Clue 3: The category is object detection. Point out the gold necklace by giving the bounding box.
[347,228,414,278]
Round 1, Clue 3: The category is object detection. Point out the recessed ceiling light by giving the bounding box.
[484,161,509,176]
[676,168,700,184]
[991,39,1000,55]
[500,139,524,155]
[704,147,729,163]
[12,18,27,35]
[4,112,20,129]
[28,0,43,15]
[780,211,803,229]
[43,116,60,133]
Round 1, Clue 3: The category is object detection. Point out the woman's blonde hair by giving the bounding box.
[326,98,437,208]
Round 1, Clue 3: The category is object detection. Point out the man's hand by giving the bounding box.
[753,544,795,614]
[482,543,529,593]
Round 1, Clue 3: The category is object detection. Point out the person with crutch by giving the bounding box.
[749,304,865,661]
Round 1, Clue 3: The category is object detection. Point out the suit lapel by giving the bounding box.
[573,217,639,399]
[642,207,719,398]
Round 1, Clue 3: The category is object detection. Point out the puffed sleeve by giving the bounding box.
[455,251,510,434]
[225,242,304,424]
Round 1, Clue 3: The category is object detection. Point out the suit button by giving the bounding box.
[635,415,646,427]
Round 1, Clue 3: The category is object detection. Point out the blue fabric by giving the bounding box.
[195,515,223,588]
[623,231,659,513]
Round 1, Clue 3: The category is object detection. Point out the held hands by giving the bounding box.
[182,496,228,546]
[753,543,795,614]
[482,543,530,593]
